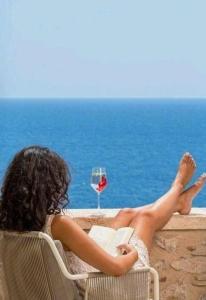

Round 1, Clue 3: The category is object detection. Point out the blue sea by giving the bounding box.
[0,99,206,208]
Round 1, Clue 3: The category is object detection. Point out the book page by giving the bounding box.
[89,225,134,257]
[88,225,116,250]
[105,227,134,256]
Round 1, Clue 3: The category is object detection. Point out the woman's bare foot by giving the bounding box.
[178,173,206,215]
[172,153,196,189]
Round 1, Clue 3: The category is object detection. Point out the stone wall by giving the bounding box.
[69,208,206,300]
[152,230,206,300]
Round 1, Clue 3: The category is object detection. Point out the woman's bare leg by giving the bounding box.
[111,153,196,229]
[110,153,206,252]
[129,173,206,251]
[111,184,182,249]
[110,176,206,230]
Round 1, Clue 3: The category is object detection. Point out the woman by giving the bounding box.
[0,146,205,297]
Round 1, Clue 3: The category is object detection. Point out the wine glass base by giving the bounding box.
[89,210,105,218]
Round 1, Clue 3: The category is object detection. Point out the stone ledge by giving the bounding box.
[67,207,206,230]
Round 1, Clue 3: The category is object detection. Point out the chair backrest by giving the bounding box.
[0,230,80,300]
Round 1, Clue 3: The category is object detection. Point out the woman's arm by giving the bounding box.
[51,215,138,276]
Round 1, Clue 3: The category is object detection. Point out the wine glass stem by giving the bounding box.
[97,192,100,210]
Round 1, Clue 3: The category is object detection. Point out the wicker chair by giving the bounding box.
[0,230,159,300]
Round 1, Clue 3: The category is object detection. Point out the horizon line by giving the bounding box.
[1,97,206,101]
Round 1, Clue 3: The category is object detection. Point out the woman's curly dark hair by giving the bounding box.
[0,146,71,231]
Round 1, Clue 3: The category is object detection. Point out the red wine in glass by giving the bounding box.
[91,167,107,213]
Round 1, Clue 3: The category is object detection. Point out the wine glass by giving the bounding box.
[91,167,107,214]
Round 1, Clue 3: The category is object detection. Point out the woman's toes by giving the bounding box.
[195,173,206,187]
[182,152,190,162]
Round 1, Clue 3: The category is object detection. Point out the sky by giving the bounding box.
[1,0,206,98]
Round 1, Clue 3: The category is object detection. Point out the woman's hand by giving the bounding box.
[117,243,138,256]
[112,243,138,275]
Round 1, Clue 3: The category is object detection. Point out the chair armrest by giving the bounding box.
[85,266,150,279]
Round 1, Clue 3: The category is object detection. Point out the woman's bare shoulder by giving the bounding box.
[51,213,79,231]
[50,214,85,251]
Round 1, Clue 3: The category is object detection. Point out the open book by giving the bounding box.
[89,225,134,257]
